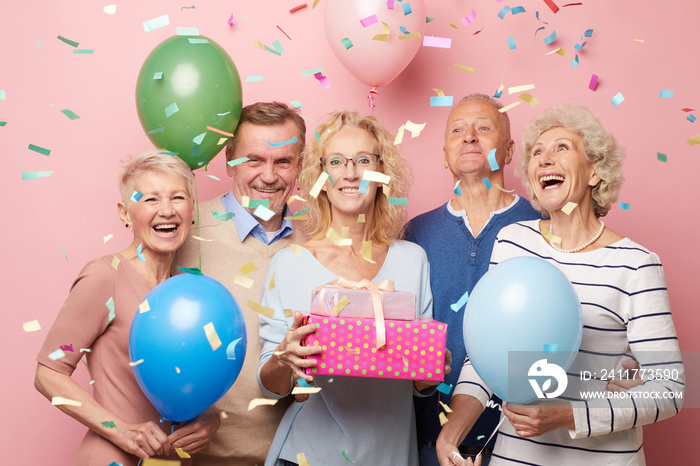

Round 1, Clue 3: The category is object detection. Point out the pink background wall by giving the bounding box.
[2,1,697,463]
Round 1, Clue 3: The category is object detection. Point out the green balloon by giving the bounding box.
[136,36,242,170]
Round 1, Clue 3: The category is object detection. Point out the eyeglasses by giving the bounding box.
[320,154,381,173]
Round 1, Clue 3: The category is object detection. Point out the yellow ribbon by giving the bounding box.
[315,278,395,349]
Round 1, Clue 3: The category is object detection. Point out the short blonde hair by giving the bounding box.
[300,110,410,245]
[518,104,624,218]
[117,149,195,208]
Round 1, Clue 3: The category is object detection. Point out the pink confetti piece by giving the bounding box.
[314,72,330,89]
[589,74,598,91]
[461,10,477,25]
[543,0,560,13]
[387,0,394,9]
[423,36,452,48]
[60,344,75,352]
[228,14,234,27]
[360,15,378,27]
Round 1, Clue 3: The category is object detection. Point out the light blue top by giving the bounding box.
[221,190,293,245]
[257,240,433,466]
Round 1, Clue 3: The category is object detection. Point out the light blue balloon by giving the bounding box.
[129,274,246,422]
[463,256,583,404]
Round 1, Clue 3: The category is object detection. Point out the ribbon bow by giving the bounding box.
[318,278,395,349]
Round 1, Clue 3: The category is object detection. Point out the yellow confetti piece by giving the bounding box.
[103,234,113,244]
[204,322,222,351]
[288,195,308,204]
[309,172,329,198]
[362,241,376,264]
[220,411,228,419]
[398,32,421,39]
[284,308,294,318]
[340,345,360,354]
[687,134,700,145]
[111,256,120,270]
[241,196,251,207]
[291,244,302,255]
[253,40,265,50]
[175,447,191,459]
[545,47,567,56]
[51,396,81,407]
[372,21,390,41]
[297,452,311,466]
[432,88,445,97]
[493,182,515,193]
[248,300,275,318]
[439,411,449,426]
[292,386,322,395]
[405,120,427,137]
[561,202,578,215]
[129,359,144,367]
[357,214,366,223]
[274,350,288,356]
[340,226,349,238]
[332,296,350,316]
[269,273,276,291]
[519,92,539,108]
[23,319,41,332]
[394,124,406,145]
[237,262,258,274]
[285,214,308,221]
[248,398,279,410]
[449,19,460,29]
[499,101,521,113]
[326,228,352,247]
[439,400,453,413]
[143,460,181,466]
[234,274,254,289]
[176,367,180,373]
[453,64,475,73]
[362,170,391,184]
[633,39,645,43]
[139,300,150,314]
[192,235,213,242]
[402,356,409,368]
[217,137,228,145]
[508,84,535,94]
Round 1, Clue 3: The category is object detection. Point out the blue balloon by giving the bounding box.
[129,274,246,422]
[463,256,583,404]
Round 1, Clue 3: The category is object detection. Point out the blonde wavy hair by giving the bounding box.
[300,110,411,245]
[518,104,624,218]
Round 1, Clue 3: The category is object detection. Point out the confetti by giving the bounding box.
[61,109,80,120]
[177,27,199,36]
[450,290,469,312]
[341,38,353,49]
[436,382,453,394]
[499,101,521,112]
[0,90,5,100]
[228,14,234,27]
[332,296,351,316]
[454,64,475,73]
[360,14,378,27]
[519,92,539,108]
[60,344,75,352]
[226,337,242,360]
[142,460,181,466]
[253,205,275,221]
[23,320,41,332]
[129,359,144,367]
[341,450,355,463]
[511,6,526,15]
[267,136,298,147]
[588,74,598,91]
[327,228,352,246]
[57,35,79,47]
[686,134,700,145]
[245,75,265,82]
[248,398,279,410]
[657,152,667,163]
[453,180,462,196]
[561,202,578,215]
[544,31,557,45]
[52,397,81,407]
[143,14,170,32]
[164,102,179,117]
[248,300,275,318]
[402,2,412,14]
[358,214,366,223]
[545,47,566,56]
[571,55,579,67]
[543,0,560,14]
[139,300,150,314]
[507,36,517,50]
[508,84,535,94]
[497,5,511,19]
[292,386,322,395]
[399,32,421,40]
[461,10,477,25]
[611,92,625,107]
[290,100,303,108]
[423,36,451,48]
[130,190,143,203]
[372,21,391,41]
[21,171,53,180]
[618,200,631,211]
[111,256,120,270]
[206,126,234,138]
[234,274,254,289]
[103,5,116,14]
[227,157,249,168]
[177,266,204,275]
[430,94,454,106]
[237,262,258,274]
[49,349,66,360]
[106,297,115,323]
[212,210,235,221]
[136,243,146,261]
[487,148,499,171]
[314,72,330,89]
[309,172,329,198]
[688,115,697,123]
[290,4,307,13]
[301,67,324,77]
[362,170,391,185]
[439,400,453,413]
[476,435,485,441]
[388,197,408,206]
[297,453,311,466]
[28,144,51,156]
[175,448,191,459]
[203,322,222,351]
[439,412,449,426]
[482,178,492,190]
[493,182,515,193]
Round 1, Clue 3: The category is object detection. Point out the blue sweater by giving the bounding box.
[404,197,541,448]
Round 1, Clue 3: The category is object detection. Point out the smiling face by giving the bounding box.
[527,127,601,214]
[443,99,514,179]
[119,170,194,258]
[226,120,301,230]
[322,126,381,217]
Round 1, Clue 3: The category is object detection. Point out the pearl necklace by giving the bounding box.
[549,221,605,253]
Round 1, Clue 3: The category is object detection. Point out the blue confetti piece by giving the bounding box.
[543,344,558,352]
[0,90,5,100]
[290,100,303,107]
[227,157,250,167]
[494,88,503,98]
[535,11,548,24]
[659,90,673,98]
[497,5,511,19]
[108,462,123,466]
[453,180,462,196]
[153,71,163,80]
[688,114,697,123]
[266,136,298,147]
[177,266,203,275]
[227,338,242,360]
[359,179,370,194]
[402,2,412,15]
[136,243,146,261]
[193,132,206,144]
[400,25,410,34]
[450,290,469,312]
[481,178,492,190]
[511,6,526,15]
[574,42,586,50]
[297,378,312,387]
[583,28,594,38]
[177,26,199,36]
[387,197,409,206]
[430,96,454,107]
[611,92,625,107]
[146,127,165,135]
[188,38,209,44]
[164,102,179,117]
[130,191,143,203]
[507,36,517,50]
[544,30,557,45]
[436,382,453,395]
[618,200,631,211]
[191,144,200,156]
[245,75,265,82]
[487,148,499,171]
[571,54,579,67]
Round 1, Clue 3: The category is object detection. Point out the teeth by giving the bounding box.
[154,224,176,230]
[540,175,564,190]
[341,188,359,193]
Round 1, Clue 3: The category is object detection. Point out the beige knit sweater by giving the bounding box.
[174,196,298,466]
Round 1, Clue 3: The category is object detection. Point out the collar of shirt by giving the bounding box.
[447,194,520,236]
[220,191,293,245]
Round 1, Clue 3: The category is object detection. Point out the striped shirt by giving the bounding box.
[455,220,684,465]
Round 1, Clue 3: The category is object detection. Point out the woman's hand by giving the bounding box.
[606,359,643,393]
[260,311,322,396]
[503,401,574,438]
[111,420,172,458]
[415,348,452,392]
[168,407,221,455]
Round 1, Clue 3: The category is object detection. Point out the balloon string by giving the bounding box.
[368,87,378,114]
[477,415,505,457]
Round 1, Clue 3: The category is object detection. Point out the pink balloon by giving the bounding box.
[324,0,426,88]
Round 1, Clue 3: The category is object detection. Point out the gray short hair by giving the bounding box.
[452,93,511,138]
[518,104,624,218]
[117,149,194,207]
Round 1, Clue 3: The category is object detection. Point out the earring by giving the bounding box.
[124,223,131,228]
[192,220,195,225]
